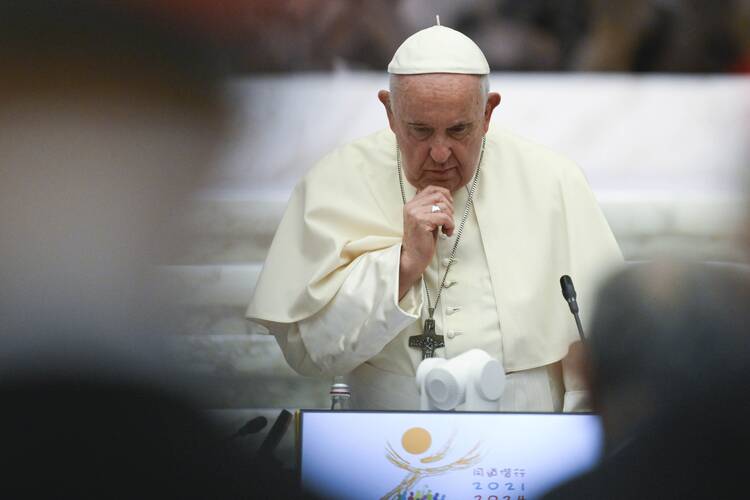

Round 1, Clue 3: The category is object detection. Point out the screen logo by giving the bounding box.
[382,426,482,499]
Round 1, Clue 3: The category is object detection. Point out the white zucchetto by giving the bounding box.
[387,24,490,75]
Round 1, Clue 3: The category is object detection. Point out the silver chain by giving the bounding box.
[397,136,486,318]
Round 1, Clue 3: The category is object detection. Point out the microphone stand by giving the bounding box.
[572,311,585,343]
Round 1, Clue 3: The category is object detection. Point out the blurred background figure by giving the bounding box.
[0,2,233,342]
[543,261,750,499]
[574,0,749,72]
[0,1,315,497]
[218,0,750,73]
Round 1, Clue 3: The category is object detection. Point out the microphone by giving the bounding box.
[223,416,268,443]
[257,409,293,460]
[559,275,586,341]
[230,415,268,439]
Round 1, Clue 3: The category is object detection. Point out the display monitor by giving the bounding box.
[298,410,602,500]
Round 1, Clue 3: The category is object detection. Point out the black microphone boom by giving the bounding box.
[258,409,293,460]
[559,275,586,342]
[232,415,268,438]
[224,415,268,443]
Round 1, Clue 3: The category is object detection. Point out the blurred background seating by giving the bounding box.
[197,0,750,74]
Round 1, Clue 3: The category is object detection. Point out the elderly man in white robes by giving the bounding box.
[247,23,623,411]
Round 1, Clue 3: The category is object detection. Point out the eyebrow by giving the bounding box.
[406,121,473,128]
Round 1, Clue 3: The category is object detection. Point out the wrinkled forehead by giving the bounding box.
[391,73,485,111]
[394,72,483,89]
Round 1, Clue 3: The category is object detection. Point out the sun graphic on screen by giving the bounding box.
[381,427,482,500]
[401,427,432,455]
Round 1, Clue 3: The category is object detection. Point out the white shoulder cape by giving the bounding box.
[247,127,623,371]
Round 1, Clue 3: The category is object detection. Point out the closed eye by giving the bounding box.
[448,124,471,137]
[409,125,432,139]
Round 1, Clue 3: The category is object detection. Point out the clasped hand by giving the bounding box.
[398,186,455,299]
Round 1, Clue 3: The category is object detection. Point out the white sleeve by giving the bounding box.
[273,243,423,377]
[561,341,592,412]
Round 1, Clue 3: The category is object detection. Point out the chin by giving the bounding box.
[418,180,457,192]
[419,173,461,189]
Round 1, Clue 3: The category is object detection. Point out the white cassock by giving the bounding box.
[246,126,624,411]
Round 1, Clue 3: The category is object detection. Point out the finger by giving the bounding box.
[407,197,453,220]
[429,192,454,210]
[421,194,454,218]
[409,188,453,208]
[419,213,454,233]
[416,185,453,204]
[423,185,453,198]
[440,213,456,234]
[425,213,455,233]
[423,202,453,218]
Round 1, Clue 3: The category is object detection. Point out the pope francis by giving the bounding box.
[246,23,623,411]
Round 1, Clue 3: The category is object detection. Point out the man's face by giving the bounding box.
[380,74,500,193]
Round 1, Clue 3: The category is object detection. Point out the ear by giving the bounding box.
[482,92,501,133]
[378,90,396,132]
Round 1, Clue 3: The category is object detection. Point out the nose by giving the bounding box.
[429,138,452,164]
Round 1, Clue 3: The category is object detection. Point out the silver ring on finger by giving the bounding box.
[431,204,441,213]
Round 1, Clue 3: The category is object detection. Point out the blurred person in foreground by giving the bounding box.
[0,1,313,497]
[543,261,750,499]
[246,21,623,411]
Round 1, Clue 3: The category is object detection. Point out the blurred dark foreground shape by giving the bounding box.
[543,261,750,499]
[0,1,316,497]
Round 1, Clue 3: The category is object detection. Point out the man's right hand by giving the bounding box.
[398,186,455,300]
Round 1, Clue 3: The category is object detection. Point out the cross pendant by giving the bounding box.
[409,318,445,360]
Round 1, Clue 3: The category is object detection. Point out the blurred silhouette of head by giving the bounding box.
[545,263,750,499]
[587,261,750,453]
[0,3,322,498]
[0,0,231,343]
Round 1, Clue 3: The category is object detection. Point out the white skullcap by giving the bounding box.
[388,25,490,75]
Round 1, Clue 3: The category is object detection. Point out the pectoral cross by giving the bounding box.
[409,318,445,360]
